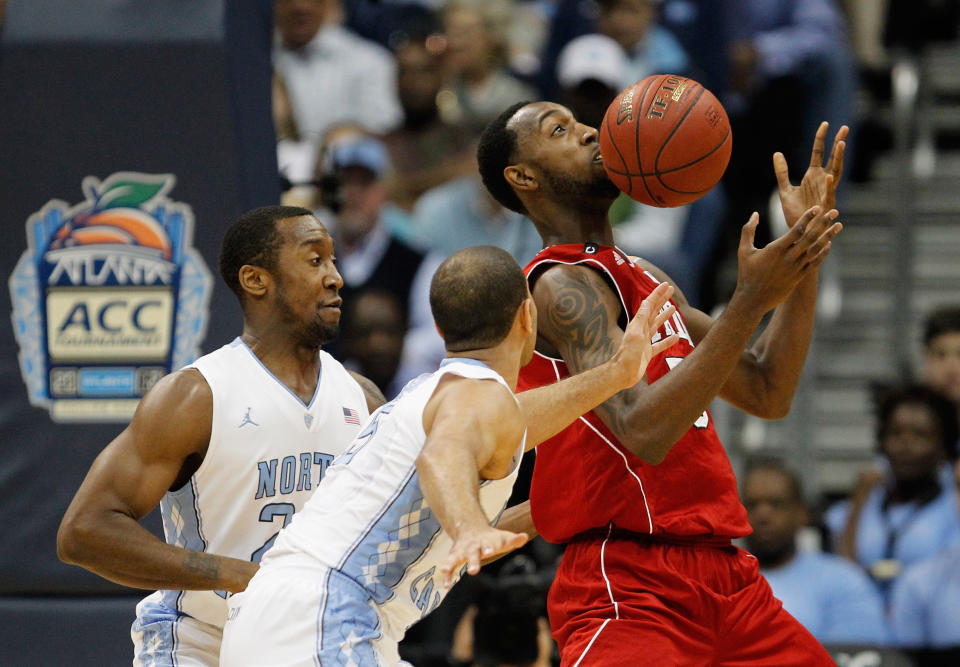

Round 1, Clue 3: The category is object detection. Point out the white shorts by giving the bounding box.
[132,591,222,667]
[220,565,402,666]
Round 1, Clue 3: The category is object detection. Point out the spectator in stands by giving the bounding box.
[383,34,476,211]
[923,306,960,429]
[339,289,407,399]
[595,0,690,84]
[555,33,628,128]
[742,460,888,645]
[720,0,858,250]
[440,0,536,134]
[317,130,445,383]
[888,459,960,654]
[274,0,402,182]
[411,175,543,267]
[551,31,726,306]
[825,385,960,599]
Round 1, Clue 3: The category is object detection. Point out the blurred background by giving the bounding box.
[3,0,960,665]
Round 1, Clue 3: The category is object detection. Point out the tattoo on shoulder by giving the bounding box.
[184,550,219,581]
[545,270,616,372]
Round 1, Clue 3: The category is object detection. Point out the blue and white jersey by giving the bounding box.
[260,357,525,641]
[150,337,369,629]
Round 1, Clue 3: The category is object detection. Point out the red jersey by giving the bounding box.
[519,243,750,543]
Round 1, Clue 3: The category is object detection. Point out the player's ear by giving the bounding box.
[504,165,538,193]
[517,297,535,335]
[239,264,271,299]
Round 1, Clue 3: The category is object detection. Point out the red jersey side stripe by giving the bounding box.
[578,416,654,534]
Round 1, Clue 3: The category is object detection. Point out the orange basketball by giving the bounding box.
[599,74,732,208]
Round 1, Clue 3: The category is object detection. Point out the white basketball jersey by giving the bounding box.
[261,358,525,641]
[155,337,369,629]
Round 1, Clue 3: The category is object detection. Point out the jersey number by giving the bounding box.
[665,357,709,429]
[214,503,295,599]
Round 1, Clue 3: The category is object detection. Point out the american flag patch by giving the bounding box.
[342,407,361,425]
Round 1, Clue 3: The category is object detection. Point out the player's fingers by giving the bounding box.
[630,284,673,333]
[785,207,829,258]
[772,206,817,253]
[641,283,674,320]
[441,553,463,588]
[809,121,828,167]
[823,174,836,203]
[651,303,676,333]
[803,237,836,272]
[802,222,843,266]
[466,548,482,576]
[504,532,528,552]
[650,333,679,358]
[772,152,791,192]
[738,212,760,252]
[828,125,848,173]
[830,140,846,180]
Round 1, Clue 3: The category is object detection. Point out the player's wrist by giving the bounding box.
[722,290,768,325]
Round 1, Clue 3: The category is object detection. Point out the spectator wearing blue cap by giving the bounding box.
[318,130,445,395]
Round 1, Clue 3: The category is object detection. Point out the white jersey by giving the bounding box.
[152,337,369,629]
[261,358,525,641]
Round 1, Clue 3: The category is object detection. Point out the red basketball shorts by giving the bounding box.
[549,530,834,666]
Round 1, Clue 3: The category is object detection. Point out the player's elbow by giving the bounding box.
[628,447,668,465]
[764,399,793,420]
[620,431,672,465]
[56,512,96,566]
[745,393,794,420]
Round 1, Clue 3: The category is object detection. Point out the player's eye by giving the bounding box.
[552,124,565,136]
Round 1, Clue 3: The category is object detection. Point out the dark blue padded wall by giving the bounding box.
[0,0,277,603]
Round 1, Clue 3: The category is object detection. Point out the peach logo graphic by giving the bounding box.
[9,173,212,423]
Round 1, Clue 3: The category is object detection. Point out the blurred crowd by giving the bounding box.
[268,1,960,664]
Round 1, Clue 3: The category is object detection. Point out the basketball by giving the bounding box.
[599,74,732,208]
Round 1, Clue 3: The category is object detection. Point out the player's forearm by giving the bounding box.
[603,295,764,463]
[517,359,631,449]
[494,500,536,539]
[416,445,490,541]
[734,273,819,418]
[57,510,256,593]
[482,501,536,566]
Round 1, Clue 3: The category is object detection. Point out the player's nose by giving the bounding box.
[325,265,344,290]
[579,123,598,145]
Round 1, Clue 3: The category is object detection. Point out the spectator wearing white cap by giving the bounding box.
[556,33,630,128]
[555,30,723,308]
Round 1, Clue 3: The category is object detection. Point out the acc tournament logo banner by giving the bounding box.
[9,172,213,422]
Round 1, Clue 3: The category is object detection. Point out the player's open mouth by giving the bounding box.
[593,152,603,164]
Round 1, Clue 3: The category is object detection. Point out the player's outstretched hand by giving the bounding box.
[440,525,529,589]
[736,206,842,313]
[611,281,680,389]
[774,121,847,226]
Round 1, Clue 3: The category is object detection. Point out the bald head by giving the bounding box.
[430,246,528,352]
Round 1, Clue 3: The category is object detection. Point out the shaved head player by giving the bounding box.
[219,246,679,665]
[477,100,847,665]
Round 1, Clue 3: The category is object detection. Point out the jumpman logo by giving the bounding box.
[238,407,260,428]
